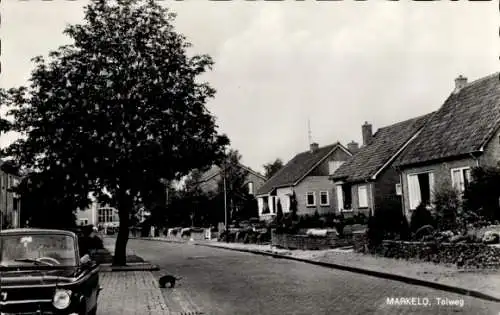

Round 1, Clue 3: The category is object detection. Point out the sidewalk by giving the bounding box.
[194,241,500,302]
[101,237,159,271]
[99,271,171,315]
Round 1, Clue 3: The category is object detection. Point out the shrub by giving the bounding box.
[410,203,435,233]
[353,212,368,225]
[366,212,384,249]
[433,182,461,231]
[463,166,500,222]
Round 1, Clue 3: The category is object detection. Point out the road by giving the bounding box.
[127,239,500,315]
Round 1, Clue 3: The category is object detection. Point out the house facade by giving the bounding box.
[76,200,120,228]
[193,164,267,196]
[395,73,500,220]
[256,142,353,220]
[0,167,22,229]
[331,114,433,217]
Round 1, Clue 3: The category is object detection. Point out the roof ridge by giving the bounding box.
[375,111,435,133]
[462,72,499,89]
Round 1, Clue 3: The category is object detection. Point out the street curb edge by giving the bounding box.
[194,243,500,303]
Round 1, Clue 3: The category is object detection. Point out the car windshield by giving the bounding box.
[0,234,77,267]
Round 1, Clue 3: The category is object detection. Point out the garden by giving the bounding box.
[360,166,500,269]
[217,194,369,250]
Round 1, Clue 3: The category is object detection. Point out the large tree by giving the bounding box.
[0,0,228,265]
[263,158,284,179]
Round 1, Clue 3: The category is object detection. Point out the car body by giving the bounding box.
[0,228,101,315]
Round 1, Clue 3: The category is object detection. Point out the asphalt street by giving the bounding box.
[127,239,500,315]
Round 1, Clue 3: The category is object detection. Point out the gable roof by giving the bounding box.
[395,72,500,167]
[197,163,266,184]
[256,142,352,195]
[331,112,434,183]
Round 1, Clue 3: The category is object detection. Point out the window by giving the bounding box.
[261,196,270,214]
[408,172,435,210]
[336,184,352,211]
[328,161,344,175]
[395,183,402,196]
[306,192,316,206]
[358,185,368,208]
[451,167,471,194]
[319,191,329,206]
[247,182,254,194]
[271,196,277,213]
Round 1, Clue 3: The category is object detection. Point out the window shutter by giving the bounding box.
[358,185,368,208]
[336,185,344,211]
[408,174,421,210]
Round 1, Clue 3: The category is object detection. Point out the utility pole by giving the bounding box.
[223,166,227,232]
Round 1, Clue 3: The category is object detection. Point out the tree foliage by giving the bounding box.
[263,158,283,179]
[217,150,253,222]
[15,172,78,229]
[0,0,228,265]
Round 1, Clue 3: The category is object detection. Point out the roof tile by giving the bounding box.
[395,72,500,167]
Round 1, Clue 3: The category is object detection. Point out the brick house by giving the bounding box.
[330,114,433,217]
[394,73,500,220]
[193,164,267,196]
[0,162,22,229]
[256,142,354,220]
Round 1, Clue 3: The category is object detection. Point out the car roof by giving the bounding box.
[0,228,76,238]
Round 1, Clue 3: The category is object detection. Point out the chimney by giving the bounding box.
[347,141,359,154]
[362,122,373,146]
[310,142,319,153]
[453,75,468,94]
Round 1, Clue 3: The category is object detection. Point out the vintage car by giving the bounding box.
[0,228,101,315]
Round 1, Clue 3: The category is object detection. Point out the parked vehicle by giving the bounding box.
[0,228,101,315]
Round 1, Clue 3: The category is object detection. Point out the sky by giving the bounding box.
[0,1,498,175]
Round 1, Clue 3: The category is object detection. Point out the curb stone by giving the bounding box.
[194,242,500,303]
[99,263,160,272]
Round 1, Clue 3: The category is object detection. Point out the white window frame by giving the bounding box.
[319,191,329,206]
[358,185,369,208]
[407,171,435,210]
[450,167,471,194]
[247,182,254,195]
[306,192,316,207]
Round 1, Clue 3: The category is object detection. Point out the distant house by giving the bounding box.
[256,142,354,220]
[331,114,433,217]
[395,73,500,220]
[76,200,120,228]
[0,162,22,229]
[192,164,267,196]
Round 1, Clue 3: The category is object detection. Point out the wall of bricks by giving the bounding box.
[271,230,353,250]
[294,176,337,216]
[374,166,403,214]
[480,127,500,167]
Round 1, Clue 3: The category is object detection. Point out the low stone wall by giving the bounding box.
[352,230,368,253]
[373,240,500,269]
[271,231,353,250]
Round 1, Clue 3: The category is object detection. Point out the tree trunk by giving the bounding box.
[113,190,132,266]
